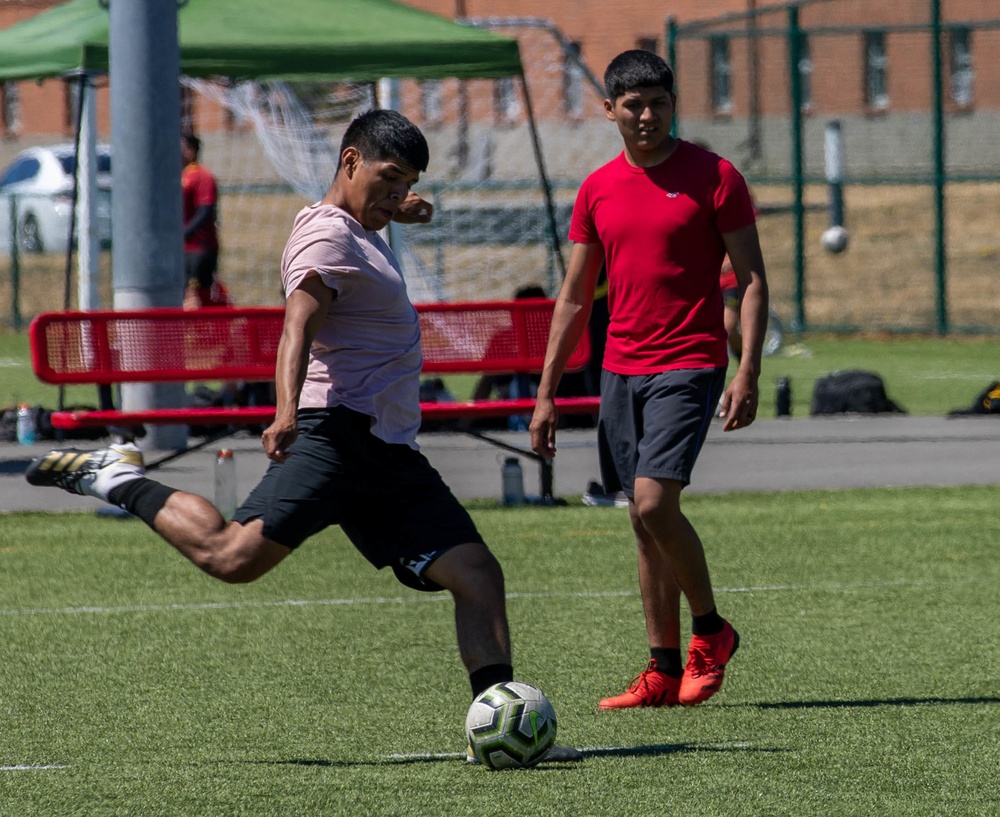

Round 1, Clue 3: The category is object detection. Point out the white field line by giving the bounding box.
[0,764,68,771]
[0,579,934,618]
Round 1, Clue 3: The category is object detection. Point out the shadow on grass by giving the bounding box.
[749,695,1000,710]
[578,742,786,760]
[0,458,31,475]
[245,741,783,769]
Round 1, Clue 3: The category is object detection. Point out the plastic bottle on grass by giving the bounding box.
[214,449,238,519]
[16,404,36,445]
[502,457,525,506]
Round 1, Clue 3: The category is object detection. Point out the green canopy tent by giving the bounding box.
[0,0,523,81]
[0,0,563,292]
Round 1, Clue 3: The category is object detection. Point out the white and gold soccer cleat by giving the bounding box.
[25,443,145,501]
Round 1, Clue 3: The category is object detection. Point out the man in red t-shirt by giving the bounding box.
[530,50,769,709]
[181,132,224,306]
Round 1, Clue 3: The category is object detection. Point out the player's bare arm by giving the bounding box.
[530,242,605,459]
[392,190,434,224]
[719,223,769,431]
[262,273,334,462]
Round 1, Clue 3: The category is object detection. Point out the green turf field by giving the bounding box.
[1,488,996,816]
[3,329,999,419]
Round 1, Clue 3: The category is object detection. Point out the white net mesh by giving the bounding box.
[180,19,611,306]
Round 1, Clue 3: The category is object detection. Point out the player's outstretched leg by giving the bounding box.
[425,545,582,764]
[25,442,145,500]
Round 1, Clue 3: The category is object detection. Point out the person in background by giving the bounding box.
[530,50,768,710]
[181,131,228,308]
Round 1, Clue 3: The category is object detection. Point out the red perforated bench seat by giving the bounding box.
[29,301,600,430]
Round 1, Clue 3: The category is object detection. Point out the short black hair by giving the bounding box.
[181,131,201,155]
[338,109,429,173]
[604,50,675,101]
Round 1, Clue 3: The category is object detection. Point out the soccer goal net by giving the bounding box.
[181,18,615,307]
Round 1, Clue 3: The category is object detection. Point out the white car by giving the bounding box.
[0,143,112,255]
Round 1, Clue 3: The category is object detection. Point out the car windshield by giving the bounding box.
[58,153,112,176]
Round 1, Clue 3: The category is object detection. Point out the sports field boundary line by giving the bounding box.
[0,578,956,618]
[0,764,69,771]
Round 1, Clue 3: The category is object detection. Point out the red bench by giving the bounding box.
[29,299,600,501]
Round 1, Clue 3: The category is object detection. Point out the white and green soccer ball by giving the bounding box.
[465,681,557,770]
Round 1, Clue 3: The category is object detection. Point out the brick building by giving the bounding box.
[2,0,998,176]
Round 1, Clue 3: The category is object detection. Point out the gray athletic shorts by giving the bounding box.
[233,406,484,591]
[597,367,726,497]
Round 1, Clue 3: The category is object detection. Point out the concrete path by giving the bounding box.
[1,415,997,514]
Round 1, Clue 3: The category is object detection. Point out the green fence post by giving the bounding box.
[431,182,444,298]
[9,194,22,330]
[787,6,806,332]
[931,0,948,334]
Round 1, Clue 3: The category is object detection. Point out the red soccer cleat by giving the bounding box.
[679,620,740,706]
[598,659,681,710]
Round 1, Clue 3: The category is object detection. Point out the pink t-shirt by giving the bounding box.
[281,204,423,448]
[569,141,756,374]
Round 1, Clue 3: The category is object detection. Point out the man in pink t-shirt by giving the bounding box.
[531,50,769,709]
[27,112,585,760]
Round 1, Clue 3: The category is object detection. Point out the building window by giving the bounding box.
[710,35,732,114]
[797,33,813,112]
[420,80,443,124]
[493,77,520,124]
[864,31,889,110]
[949,27,974,107]
[636,36,658,54]
[563,41,585,117]
[1,81,20,136]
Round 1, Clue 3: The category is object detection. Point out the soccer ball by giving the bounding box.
[465,681,557,769]
[821,224,850,254]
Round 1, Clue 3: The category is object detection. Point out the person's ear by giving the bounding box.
[341,146,361,178]
[604,98,615,121]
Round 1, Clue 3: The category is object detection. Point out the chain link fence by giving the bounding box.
[670,0,1000,333]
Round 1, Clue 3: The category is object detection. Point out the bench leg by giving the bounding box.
[458,430,567,506]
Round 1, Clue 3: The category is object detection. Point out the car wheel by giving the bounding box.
[19,213,44,253]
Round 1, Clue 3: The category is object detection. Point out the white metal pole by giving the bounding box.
[77,75,100,311]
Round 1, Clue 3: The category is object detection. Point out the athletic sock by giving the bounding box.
[650,647,683,678]
[108,478,177,528]
[469,663,514,699]
[691,607,725,637]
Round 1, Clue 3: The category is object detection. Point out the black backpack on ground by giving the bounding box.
[810,370,906,415]
[948,381,1000,416]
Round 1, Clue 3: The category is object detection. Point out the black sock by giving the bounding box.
[108,478,177,528]
[469,663,514,699]
[691,607,725,637]
[650,647,683,678]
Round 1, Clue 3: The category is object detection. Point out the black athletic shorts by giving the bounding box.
[597,367,726,497]
[232,406,484,591]
[184,249,219,289]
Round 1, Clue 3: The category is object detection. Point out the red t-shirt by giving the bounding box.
[569,141,755,374]
[181,162,219,253]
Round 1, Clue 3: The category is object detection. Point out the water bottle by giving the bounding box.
[501,457,525,506]
[214,449,238,519]
[16,404,36,445]
[776,377,792,417]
